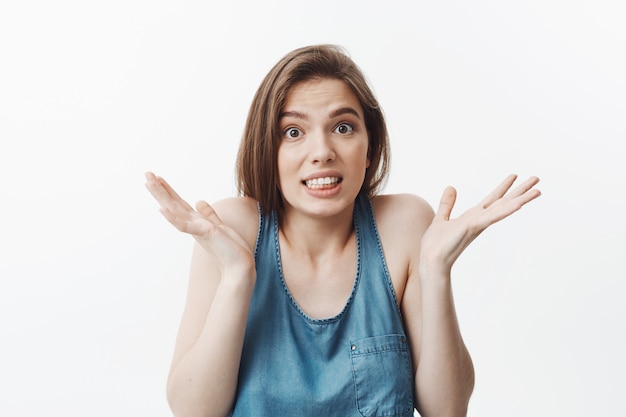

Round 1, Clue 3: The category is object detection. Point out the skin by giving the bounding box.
[145,78,541,417]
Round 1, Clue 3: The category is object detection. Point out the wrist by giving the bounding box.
[418,258,452,288]
[221,265,257,291]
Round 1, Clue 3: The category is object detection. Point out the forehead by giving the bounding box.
[283,78,363,114]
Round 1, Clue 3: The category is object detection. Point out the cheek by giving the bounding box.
[351,148,370,172]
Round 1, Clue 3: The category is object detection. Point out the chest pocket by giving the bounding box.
[350,334,414,417]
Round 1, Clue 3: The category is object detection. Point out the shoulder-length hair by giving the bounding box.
[236,44,390,214]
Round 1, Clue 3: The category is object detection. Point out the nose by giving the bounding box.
[308,131,336,164]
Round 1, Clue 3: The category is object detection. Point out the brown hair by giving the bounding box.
[236,44,390,214]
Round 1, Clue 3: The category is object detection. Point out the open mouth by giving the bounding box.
[303,176,342,189]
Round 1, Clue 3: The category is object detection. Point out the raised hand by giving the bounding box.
[419,174,541,276]
[144,172,254,274]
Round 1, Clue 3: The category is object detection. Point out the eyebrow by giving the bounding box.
[280,110,308,120]
[279,107,362,121]
[329,107,361,119]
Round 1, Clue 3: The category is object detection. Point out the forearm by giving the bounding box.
[416,268,474,417]
[167,273,255,417]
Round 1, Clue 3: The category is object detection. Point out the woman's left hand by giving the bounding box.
[419,174,541,276]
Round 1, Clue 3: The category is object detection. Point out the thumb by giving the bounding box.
[195,200,217,219]
[436,186,457,221]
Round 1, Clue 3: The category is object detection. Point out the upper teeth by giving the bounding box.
[305,177,339,187]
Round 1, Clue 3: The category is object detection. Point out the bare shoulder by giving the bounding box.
[211,196,260,252]
[371,193,434,240]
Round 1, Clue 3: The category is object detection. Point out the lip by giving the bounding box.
[302,180,343,198]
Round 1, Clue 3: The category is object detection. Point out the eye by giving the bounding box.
[284,127,303,139]
[334,123,353,134]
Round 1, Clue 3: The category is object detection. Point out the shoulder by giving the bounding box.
[211,196,260,252]
[370,193,434,240]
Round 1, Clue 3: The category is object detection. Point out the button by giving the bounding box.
[400,337,405,344]
[351,345,357,351]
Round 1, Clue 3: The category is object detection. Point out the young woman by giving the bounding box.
[145,44,541,417]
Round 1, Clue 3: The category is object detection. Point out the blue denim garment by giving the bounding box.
[230,194,415,417]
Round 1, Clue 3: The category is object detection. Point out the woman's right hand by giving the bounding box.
[145,172,255,275]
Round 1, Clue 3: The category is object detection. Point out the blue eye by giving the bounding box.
[285,127,302,139]
[335,123,353,134]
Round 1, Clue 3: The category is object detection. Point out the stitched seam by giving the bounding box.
[365,197,404,319]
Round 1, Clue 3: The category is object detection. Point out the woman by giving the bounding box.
[145,44,540,417]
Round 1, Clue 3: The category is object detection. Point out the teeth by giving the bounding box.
[305,177,340,188]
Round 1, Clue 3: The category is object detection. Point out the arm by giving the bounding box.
[404,248,475,417]
[145,172,258,417]
[403,174,541,417]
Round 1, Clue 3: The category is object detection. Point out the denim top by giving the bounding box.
[230,194,415,417]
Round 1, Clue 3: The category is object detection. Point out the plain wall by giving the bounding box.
[1,1,624,416]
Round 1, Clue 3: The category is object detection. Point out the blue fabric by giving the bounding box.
[230,194,415,417]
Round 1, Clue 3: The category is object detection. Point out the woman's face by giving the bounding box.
[277,78,370,219]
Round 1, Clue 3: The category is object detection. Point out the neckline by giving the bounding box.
[272,203,362,325]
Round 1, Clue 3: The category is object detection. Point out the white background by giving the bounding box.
[1,1,624,416]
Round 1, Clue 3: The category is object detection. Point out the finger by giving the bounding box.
[480,174,518,208]
[481,178,541,224]
[156,175,192,207]
[145,175,170,204]
[508,176,541,200]
[509,179,541,208]
[145,171,168,197]
[435,186,457,221]
[145,171,160,195]
[145,173,193,212]
[195,200,223,224]
[487,176,541,213]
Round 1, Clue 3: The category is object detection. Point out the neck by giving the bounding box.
[278,204,355,260]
